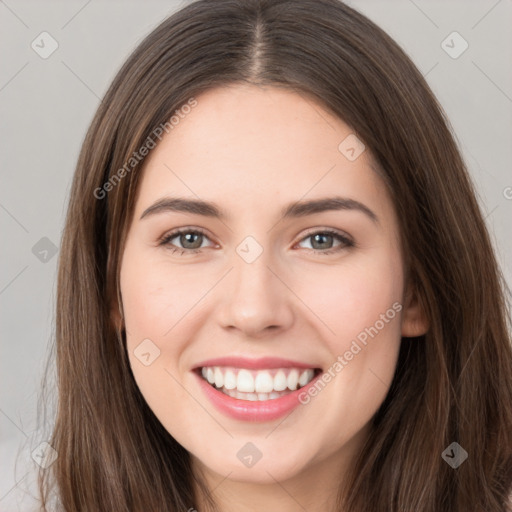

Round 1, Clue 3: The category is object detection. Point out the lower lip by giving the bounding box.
[194,370,322,422]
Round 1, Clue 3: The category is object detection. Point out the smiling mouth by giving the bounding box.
[196,366,322,401]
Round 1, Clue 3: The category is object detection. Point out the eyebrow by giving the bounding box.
[139,195,378,224]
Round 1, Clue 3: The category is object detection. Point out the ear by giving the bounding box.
[401,282,429,337]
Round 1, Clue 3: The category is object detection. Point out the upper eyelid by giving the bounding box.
[300,226,352,240]
[159,227,214,246]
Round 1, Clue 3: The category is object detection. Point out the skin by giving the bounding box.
[116,84,428,511]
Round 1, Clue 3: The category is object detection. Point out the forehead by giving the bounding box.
[134,84,391,221]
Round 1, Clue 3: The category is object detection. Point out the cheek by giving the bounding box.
[119,253,198,422]
[295,254,404,441]
[120,250,205,352]
[293,249,404,347]
[120,253,202,433]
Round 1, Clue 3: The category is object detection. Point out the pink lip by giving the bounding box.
[193,356,319,370]
[193,369,322,422]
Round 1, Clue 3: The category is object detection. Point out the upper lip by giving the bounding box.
[193,356,321,371]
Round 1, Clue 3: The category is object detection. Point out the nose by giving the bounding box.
[217,248,295,339]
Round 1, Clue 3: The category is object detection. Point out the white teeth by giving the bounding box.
[273,370,288,391]
[221,388,290,401]
[287,369,299,390]
[237,369,255,392]
[201,366,315,400]
[299,369,314,387]
[200,366,318,396]
[254,371,274,393]
[214,367,224,388]
[223,369,237,390]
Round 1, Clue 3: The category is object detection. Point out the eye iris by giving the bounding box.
[180,232,202,249]
[311,233,333,250]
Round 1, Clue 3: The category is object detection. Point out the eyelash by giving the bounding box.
[157,227,355,256]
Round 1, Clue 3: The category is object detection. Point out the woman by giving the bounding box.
[39,0,512,510]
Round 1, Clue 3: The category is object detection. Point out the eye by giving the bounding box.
[158,227,214,255]
[295,229,354,255]
[158,227,354,256]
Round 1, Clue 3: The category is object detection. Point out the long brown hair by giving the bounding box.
[39,0,512,510]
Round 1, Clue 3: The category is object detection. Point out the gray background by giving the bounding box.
[1,0,511,509]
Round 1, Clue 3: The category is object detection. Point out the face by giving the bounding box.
[118,84,426,487]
